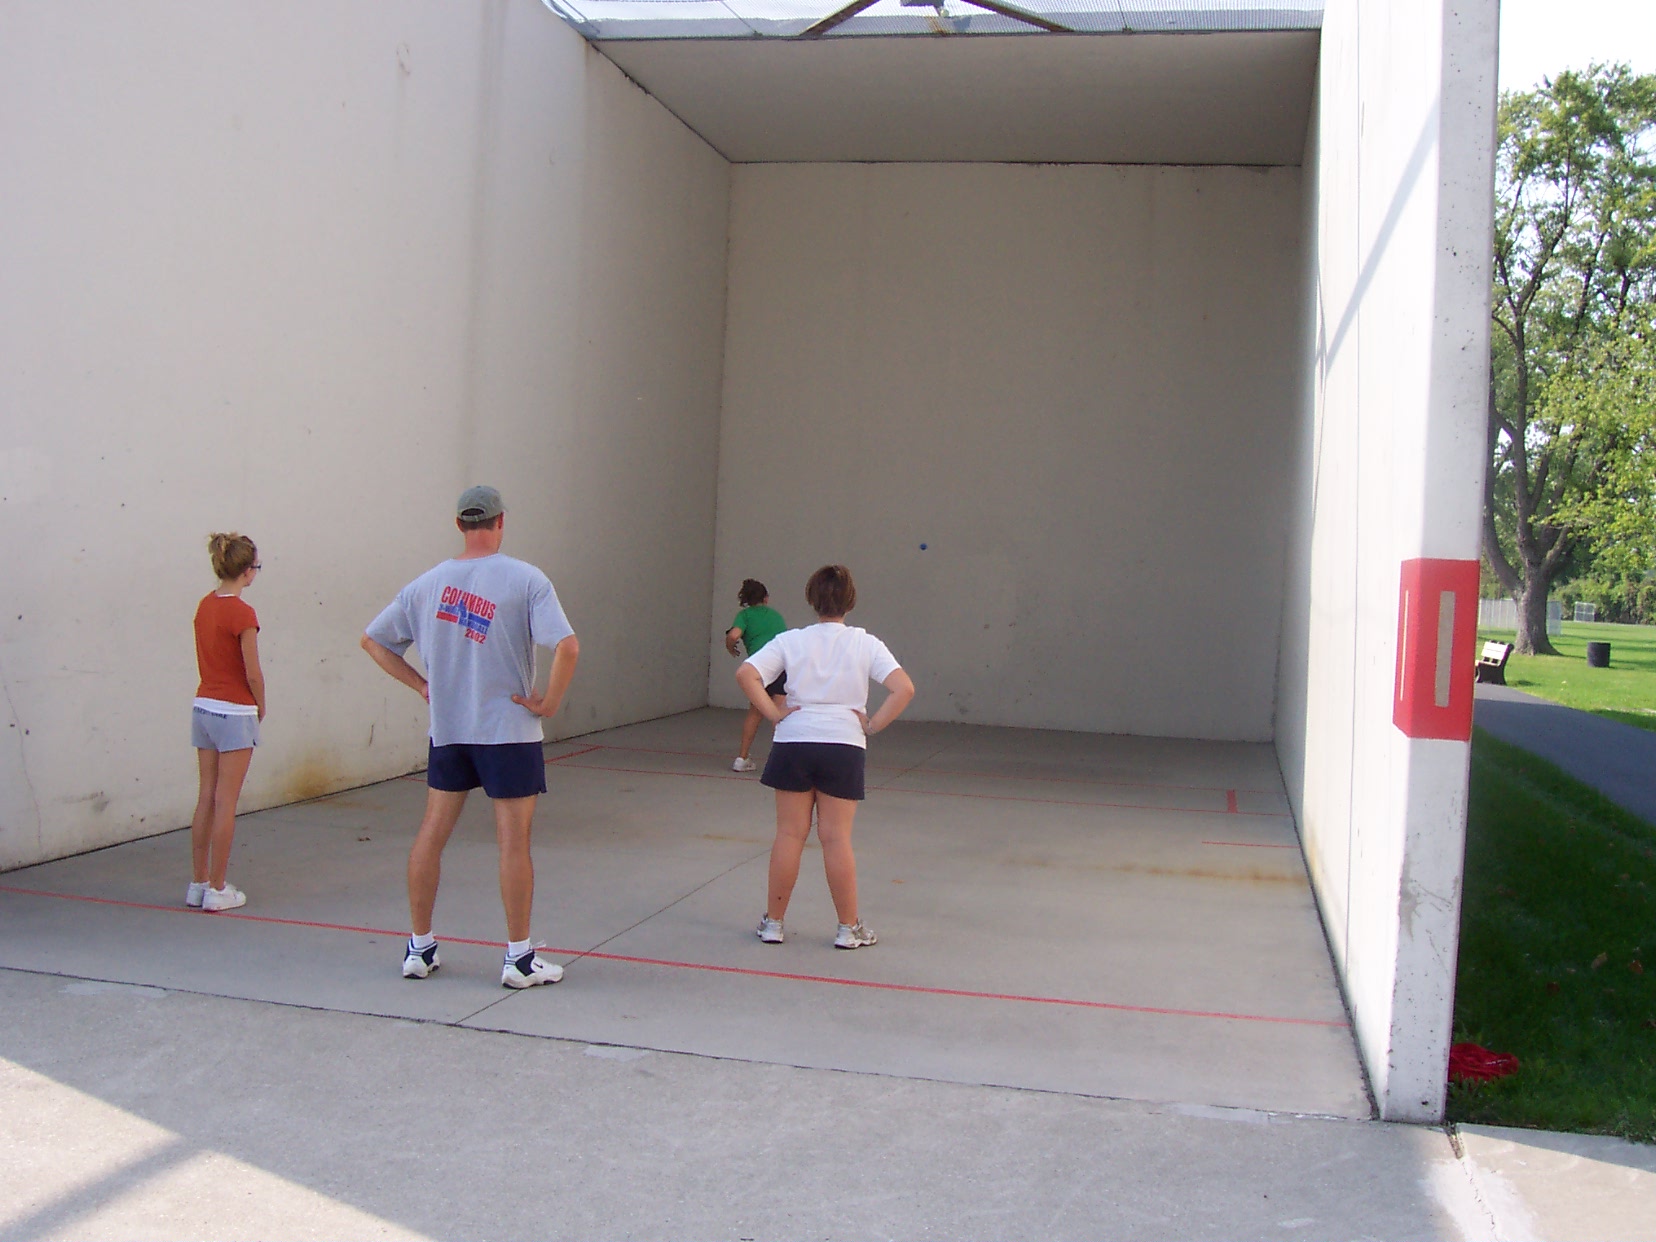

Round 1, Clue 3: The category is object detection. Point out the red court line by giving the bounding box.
[882,763,1278,799]
[0,884,1345,1028]
[1202,841,1300,850]
[582,742,1279,797]
[566,948,1347,1027]
[546,745,603,764]
[392,743,599,784]
[895,784,1284,818]
[565,742,754,764]
[0,885,435,938]
[555,758,1286,818]
[562,761,750,785]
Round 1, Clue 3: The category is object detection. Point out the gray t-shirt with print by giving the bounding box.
[366,553,575,747]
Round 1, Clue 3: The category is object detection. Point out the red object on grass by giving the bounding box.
[1449,1042,1520,1083]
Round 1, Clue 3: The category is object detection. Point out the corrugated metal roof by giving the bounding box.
[543,0,1322,40]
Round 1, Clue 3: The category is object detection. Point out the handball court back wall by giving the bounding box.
[705,161,1302,741]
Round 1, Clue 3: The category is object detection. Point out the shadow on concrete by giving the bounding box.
[0,969,1467,1241]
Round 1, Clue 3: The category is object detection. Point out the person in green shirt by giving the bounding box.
[725,578,787,772]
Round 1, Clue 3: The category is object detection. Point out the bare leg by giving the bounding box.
[191,749,219,884]
[494,795,538,943]
[815,793,861,925]
[408,789,467,937]
[767,789,816,921]
[206,747,254,889]
[741,695,788,763]
[739,706,763,761]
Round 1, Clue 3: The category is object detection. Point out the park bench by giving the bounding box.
[1476,641,1513,685]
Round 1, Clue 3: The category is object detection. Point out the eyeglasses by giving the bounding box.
[251,563,263,571]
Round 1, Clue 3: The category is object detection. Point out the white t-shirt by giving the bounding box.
[744,621,901,749]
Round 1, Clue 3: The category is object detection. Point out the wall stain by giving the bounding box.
[283,757,348,804]
[0,653,44,855]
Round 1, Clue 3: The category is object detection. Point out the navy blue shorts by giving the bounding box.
[427,742,547,799]
[761,742,865,802]
[765,672,787,698]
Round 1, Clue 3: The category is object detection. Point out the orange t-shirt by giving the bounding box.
[194,593,259,705]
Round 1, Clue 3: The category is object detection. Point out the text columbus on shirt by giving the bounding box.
[436,585,496,644]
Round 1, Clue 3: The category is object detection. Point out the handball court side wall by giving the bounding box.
[0,1,731,870]
[1275,0,1498,1121]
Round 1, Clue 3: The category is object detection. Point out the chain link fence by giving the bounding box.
[1479,598,1563,634]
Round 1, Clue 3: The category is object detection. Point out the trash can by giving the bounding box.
[1586,641,1611,668]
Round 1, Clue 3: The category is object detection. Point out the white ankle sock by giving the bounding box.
[411,931,436,951]
[507,938,532,961]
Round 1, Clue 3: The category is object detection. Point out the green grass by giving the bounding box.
[1478,621,1656,733]
[1448,729,1656,1141]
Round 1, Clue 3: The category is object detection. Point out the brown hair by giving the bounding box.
[805,565,855,618]
[208,532,257,581]
[458,513,503,532]
[738,578,768,608]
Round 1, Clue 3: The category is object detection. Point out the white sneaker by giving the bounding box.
[834,921,877,949]
[756,914,784,944]
[732,757,757,773]
[201,883,246,912]
[185,881,207,908]
[402,939,440,979]
[502,950,564,988]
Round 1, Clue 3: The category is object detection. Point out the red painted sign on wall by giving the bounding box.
[1393,558,1480,741]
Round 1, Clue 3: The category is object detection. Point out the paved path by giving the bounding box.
[1474,685,1656,827]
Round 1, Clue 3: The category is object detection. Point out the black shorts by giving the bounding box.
[765,672,787,698]
[427,741,547,799]
[761,742,866,801]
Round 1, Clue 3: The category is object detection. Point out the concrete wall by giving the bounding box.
[1275,0,1498,1121]
[0,1,730,870]
[709,163,1303,738]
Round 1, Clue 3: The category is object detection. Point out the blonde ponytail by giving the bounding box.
[208,532,257,581]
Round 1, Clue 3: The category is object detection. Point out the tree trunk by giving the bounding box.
[1516,575,1558,656]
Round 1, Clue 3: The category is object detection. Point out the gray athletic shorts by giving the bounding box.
[191,706,259,752]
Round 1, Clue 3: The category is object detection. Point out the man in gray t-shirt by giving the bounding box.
[361,485,579,990]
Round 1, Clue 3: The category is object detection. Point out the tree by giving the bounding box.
[1542,312,1656,587]
[1486,65,1656,653]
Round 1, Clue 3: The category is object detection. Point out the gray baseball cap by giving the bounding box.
[456,485,505,520]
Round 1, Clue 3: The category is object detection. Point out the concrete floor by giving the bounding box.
[0,968,1475,1242]
[7,710,1656,1240]
[0,710,1364,1119]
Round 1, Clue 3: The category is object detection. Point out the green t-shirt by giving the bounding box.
[731,604,786,657]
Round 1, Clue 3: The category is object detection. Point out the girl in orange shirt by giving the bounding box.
[188,533,265,912]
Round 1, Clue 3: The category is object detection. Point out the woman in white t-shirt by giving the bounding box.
[736,565,915,950]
